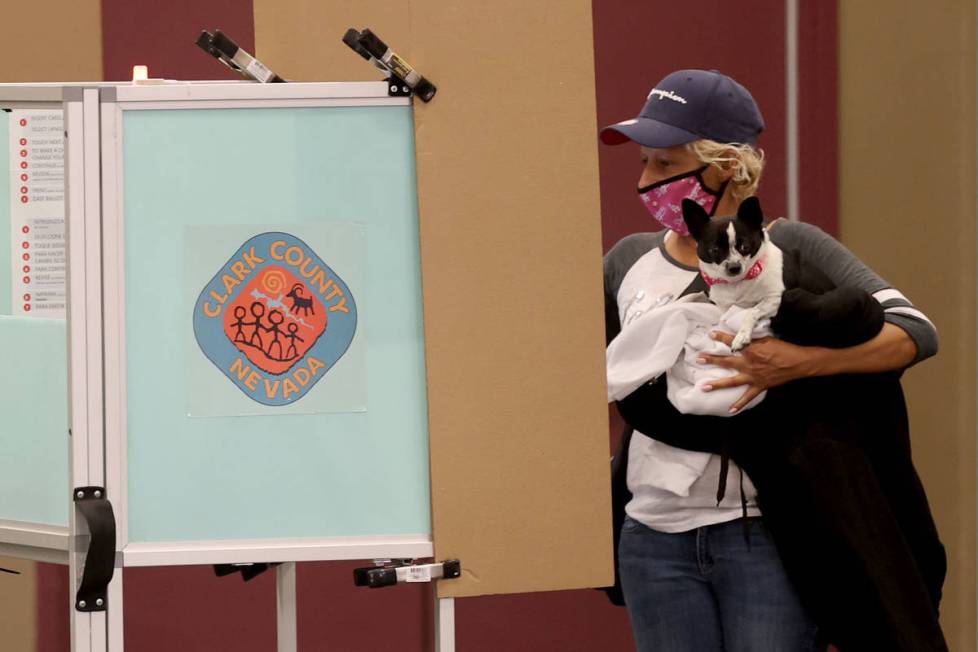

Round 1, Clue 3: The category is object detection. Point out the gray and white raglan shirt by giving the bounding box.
[604,219,938,533]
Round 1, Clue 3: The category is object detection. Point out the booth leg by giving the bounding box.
[276,562,298,652]
[435,597,455,652]
[106,566,124,650]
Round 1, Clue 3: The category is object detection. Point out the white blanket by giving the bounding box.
[606,296,772,496]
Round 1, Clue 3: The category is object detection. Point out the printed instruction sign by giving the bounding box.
[8,110,66,318]
[185,223,366,417]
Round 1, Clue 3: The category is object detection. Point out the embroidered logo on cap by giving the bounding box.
[647,88,687,104]
[193,232,357,406]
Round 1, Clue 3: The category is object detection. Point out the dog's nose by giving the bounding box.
[726,263,742,276]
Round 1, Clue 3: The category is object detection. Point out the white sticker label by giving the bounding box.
[404,566,432,583]
[9,109,66,319]
[246,59,274,83]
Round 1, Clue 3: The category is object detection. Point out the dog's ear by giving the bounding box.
[737,196,764,230]
[682,199,710,241]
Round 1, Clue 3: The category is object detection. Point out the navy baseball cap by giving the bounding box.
[600,69,764,147]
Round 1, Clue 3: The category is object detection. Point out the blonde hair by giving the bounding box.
[687,139,765,201]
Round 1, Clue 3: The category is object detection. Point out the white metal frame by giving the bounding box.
[98,81,449,651]
[0,81,452,652]
[0,84,106,651]
[99,81,430,562]
[0,519,69,564]
[67,86,110,652]
[121,534,432,567]
[276,563,297,652]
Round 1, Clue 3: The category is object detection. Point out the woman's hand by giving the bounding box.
[697,332,815,413]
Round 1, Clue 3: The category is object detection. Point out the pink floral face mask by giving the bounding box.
[638,166,727,235]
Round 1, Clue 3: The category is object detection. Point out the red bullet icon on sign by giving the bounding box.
[23,294,30,301]
[20,196,28,204]
[20,162,28,169]
[21,226,29,234]
[19,119,27,126]
[24,304,31,312]
[22,242,29,249]
[20,174,28,181]
[23,276,30,284]
[20,187,28,194]
[19,150,27,157]
[23,253,30,261]
[19,138,26,146]
[23,266,30,273]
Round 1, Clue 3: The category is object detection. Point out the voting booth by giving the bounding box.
[0,79,612,651]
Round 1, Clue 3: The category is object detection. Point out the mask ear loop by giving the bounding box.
[636,165,711,195]
[693,168,730,217]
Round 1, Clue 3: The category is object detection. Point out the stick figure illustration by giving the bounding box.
[248,302,267,349]
[265,310,285,360]
[285,323,305,360]
[230,306,248,343]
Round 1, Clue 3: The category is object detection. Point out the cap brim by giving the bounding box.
[599,118,700,148]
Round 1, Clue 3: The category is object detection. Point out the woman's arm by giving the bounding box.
[771,220,939,364]
[704,325,913,413]
[809,323,917,374]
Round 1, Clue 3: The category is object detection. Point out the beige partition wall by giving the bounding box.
[839,3,976,649]
[255,2,613,597]
[0,557,36,651]
[0,3,102,82]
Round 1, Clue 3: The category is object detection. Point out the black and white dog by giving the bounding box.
[681,196,783,351]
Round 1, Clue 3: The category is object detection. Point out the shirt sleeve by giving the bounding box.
[603,232,662,345]
[770,220,938,366]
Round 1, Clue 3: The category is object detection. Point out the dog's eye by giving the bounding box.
[708,247,720,258]
[738,245,751,255]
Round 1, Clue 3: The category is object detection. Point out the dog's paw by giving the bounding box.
[730,331,752,352]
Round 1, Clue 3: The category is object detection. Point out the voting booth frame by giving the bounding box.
[0,81,455,652]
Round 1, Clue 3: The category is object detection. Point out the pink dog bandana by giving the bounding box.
[700,257,765,287]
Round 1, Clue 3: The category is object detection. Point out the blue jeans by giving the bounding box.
[619,516,824,652]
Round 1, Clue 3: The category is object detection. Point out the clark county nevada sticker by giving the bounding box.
[193,232,358,406]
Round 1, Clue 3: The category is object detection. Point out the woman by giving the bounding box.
[600,69,939,651]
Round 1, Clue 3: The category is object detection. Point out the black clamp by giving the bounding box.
[386,76,412,98]
[213,562,278,582]
[196,29,286,83]
[342,28,437,102]
[73,486,116,612]
[353,559,461,589]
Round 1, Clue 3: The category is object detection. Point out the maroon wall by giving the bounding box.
[39,562,633,651]
[798,0,838,237]
[100,0,254,81]
[594,0,838,253]
[35,564,69,651]
[36,2,837,650]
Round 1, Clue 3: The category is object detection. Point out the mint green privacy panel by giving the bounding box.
[0,317,69,525]
[122,105,430,542]
[0,107,68,527]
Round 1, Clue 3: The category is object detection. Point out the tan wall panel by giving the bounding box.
[256,1,612,597]
[839,3,975,649]
[0,557,36,650]
[0,0,102,82]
